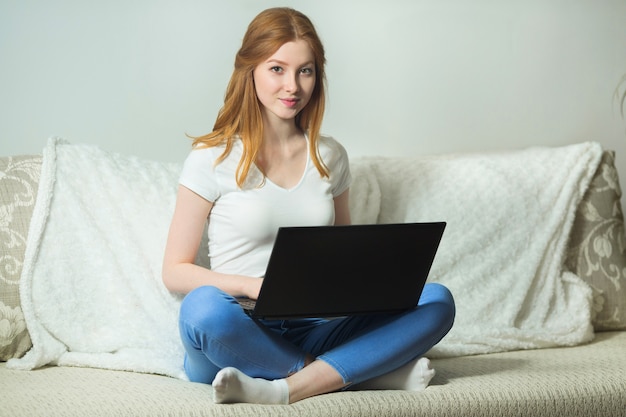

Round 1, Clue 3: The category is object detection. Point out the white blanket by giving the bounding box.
[8,138,601,377]
[9,138,186,378]
[358,142,602,357]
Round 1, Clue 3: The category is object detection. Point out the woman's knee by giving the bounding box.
[420,283,456,329]
[179,286,242,344]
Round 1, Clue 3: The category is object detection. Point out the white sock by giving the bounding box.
[354,357,436,391]
[212,367,290,405]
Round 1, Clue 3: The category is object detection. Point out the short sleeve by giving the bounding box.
[179,147,220,202]
[319,135,352,197]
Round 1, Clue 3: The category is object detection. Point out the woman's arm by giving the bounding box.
[162,185,263,298]
[333,189,351,226]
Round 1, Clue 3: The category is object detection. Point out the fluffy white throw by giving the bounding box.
[9,138,186,378]
[8,138,602,378]
[357,142,602,357]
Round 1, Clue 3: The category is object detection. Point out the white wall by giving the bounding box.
[2,0,626,186]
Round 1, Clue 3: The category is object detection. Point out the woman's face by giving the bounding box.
[253,40,316,125]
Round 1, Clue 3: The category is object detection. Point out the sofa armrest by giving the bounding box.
[565,150,626,330]
[0,155,41,360]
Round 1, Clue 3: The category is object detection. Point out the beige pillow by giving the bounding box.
[0,155,41,360]
[566,151,626,331]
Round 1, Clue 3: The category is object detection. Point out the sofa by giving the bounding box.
[1,139,625,417]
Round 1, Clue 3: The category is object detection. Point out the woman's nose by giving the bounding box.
[284,73,299,93]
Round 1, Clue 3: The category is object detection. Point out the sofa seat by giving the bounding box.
[2,331,625,417]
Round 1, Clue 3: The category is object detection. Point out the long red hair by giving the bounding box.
[193,7,329,187]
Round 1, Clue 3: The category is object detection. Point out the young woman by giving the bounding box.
[162,7,455,405]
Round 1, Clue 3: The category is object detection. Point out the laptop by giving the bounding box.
[238,221,446,319]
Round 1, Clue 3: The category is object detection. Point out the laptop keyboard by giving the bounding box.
[237,298,257,311]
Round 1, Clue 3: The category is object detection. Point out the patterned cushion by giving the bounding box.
[566,151,626,331]
[0,155,41,360]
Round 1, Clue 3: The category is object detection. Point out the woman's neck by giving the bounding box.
[256,116,307,187]
[261,114,302,146]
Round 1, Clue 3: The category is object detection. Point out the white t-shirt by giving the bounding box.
[179,135,351,277]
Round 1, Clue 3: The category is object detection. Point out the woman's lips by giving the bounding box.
[280,98,299,108]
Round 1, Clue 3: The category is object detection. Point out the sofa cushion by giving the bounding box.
[2,331,625,417]
[0,155,40,360]
[566,151,626,330]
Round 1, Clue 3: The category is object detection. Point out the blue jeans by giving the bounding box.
[179,283,455,385]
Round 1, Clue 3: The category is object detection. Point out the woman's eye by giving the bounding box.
[270,66,283,73]
[300,67,313,75]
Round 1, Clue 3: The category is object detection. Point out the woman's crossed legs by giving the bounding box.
[179,283,455,404]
